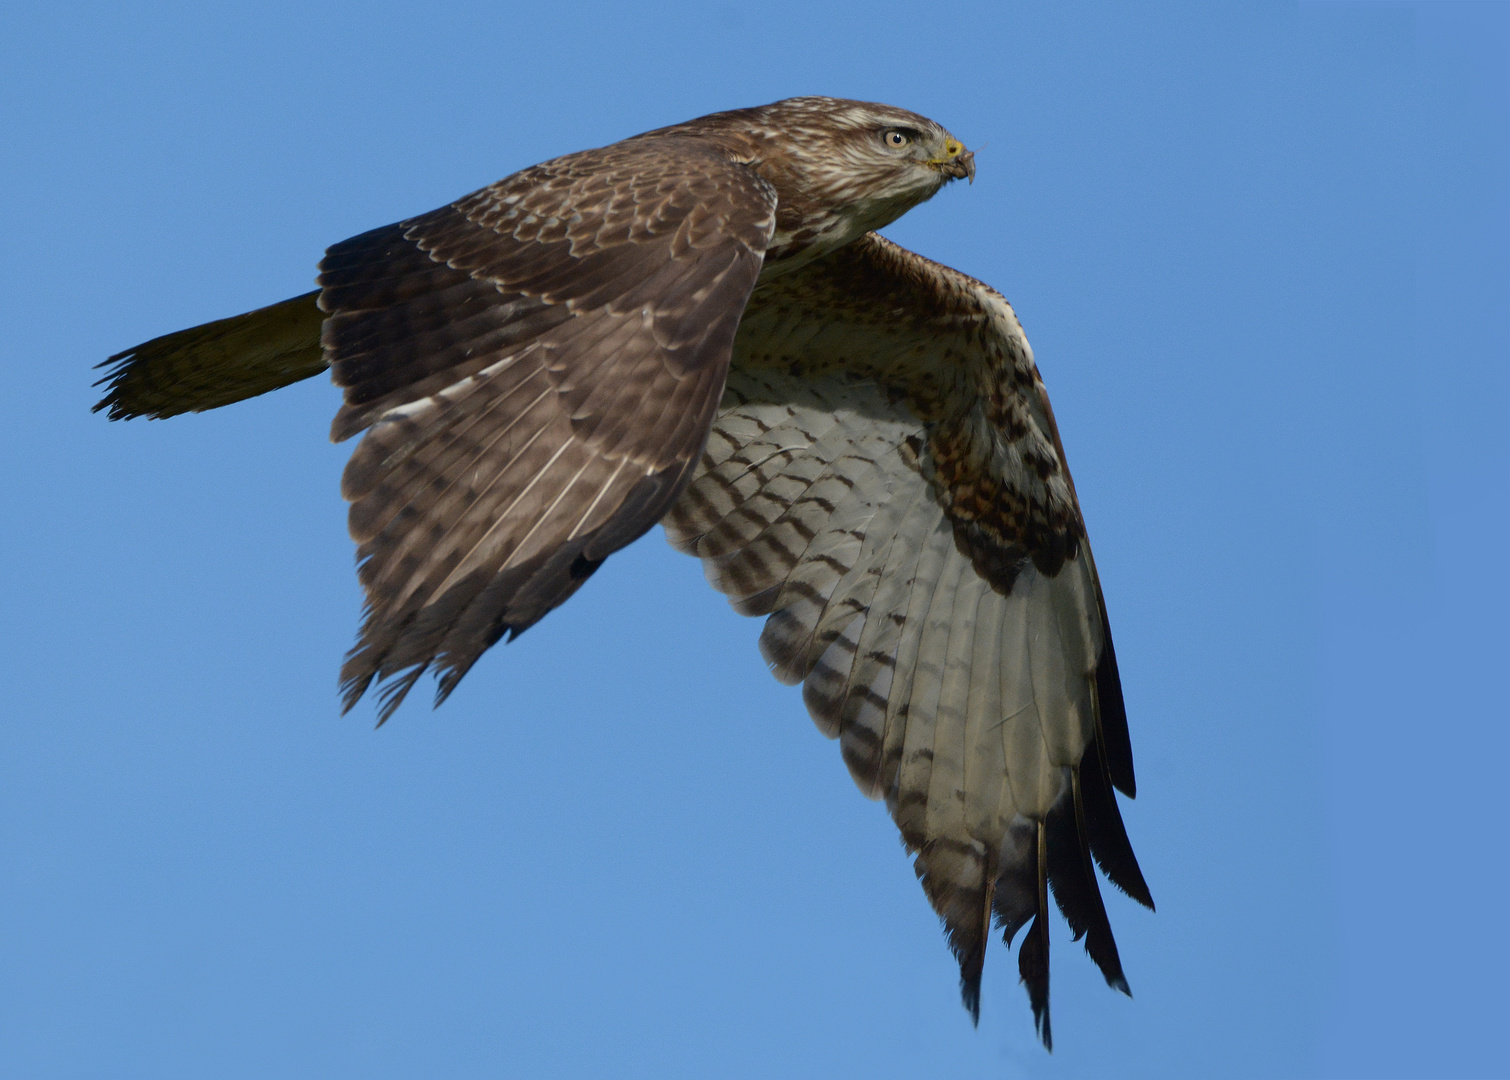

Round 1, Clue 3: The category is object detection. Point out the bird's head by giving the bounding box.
[737,97,974,216]
[790,97,974,184]
[641,97,975,269]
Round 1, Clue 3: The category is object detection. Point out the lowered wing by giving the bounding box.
[664,232,1151,1047]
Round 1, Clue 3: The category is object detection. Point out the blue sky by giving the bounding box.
[1,3,1506,1077]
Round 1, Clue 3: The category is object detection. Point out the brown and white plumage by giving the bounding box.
[94,97,1150,1047]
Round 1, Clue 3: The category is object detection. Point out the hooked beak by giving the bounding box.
[930,138,976,185]
[946,149,976,184]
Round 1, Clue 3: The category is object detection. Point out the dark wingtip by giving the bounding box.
[1080,737,1155,910]
[1046,768,1133,1002]
[960,973,982,1027]
[1022,820,1053,1051]
[1019,912,1052,1051]
[433,668,464,710]
[1095,602,1136,798]
[338,661,376,717]
[373,664,427,727]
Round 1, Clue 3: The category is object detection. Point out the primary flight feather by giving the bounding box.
[95,97,1151,1048]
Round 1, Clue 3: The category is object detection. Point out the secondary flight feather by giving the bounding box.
[95,97,1151,1048]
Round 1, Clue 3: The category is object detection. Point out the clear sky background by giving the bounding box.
[2,3,1506,1078]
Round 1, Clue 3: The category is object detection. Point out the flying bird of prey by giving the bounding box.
[95,97,1151,1048]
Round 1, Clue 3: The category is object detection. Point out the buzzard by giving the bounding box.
[96,97,1151,1048]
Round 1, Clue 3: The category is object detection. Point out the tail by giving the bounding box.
[94,290,327,420]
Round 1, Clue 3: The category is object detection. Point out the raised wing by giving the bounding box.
[320,136,777,719]
[662,233,1151,1046]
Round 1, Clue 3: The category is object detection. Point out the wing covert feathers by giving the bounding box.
[319,137,777,719]
[665,233,1149,1044]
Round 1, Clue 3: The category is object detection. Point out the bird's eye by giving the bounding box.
[883,129,910,149]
